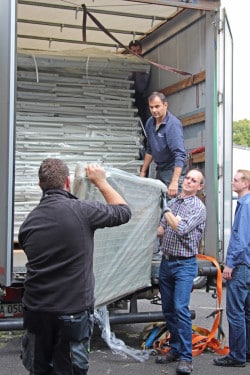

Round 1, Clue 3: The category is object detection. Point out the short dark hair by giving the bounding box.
[38,158,69,191]
[148,91,167,104]
[128,40,142,49]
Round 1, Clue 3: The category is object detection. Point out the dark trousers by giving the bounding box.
[21,309,93,375]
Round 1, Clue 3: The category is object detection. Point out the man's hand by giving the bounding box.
[85,164,106,186]
[167,180,178,198]
[139,170,147,177]
[157,226,164,238]
[222,265,233,280]
[85,164,128,205]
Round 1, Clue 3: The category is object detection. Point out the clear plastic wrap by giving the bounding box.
[73,162,166,307]
[94,306,151,362]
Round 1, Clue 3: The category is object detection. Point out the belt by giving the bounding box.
[164,254,195,261]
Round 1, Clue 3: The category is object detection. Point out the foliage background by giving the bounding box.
[233,119,250,147]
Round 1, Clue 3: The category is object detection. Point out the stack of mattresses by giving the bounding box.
[14,49,150,239]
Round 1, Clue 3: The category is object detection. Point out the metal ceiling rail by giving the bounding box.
[18,0,167,20]
[18,34,115,48]
[125,0,220,12]
[18,18,146,37]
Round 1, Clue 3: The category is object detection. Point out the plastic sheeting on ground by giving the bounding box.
[94,306,151,362]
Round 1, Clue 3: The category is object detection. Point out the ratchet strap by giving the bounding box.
[190,254,229,356]
[81,5,193,78]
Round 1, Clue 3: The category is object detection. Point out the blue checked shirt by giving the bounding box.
[160,195,206,257]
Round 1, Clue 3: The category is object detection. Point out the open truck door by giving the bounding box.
[217,8,233,263]
[0,0,17,288]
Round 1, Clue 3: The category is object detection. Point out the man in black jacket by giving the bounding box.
[19,158,132,375]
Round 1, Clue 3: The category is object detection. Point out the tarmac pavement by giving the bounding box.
[1,288,250,375]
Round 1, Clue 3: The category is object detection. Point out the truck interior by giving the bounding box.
[0,0,233,330]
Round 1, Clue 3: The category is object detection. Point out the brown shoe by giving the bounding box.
[155,351,179,364]
[176,360,193,374]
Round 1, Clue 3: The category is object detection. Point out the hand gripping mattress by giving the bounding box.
[73,162,166,307]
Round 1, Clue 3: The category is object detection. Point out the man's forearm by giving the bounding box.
[140,153,152,176]
[97,181,128,205]
[171,166,182,183]
[163,211,180,231]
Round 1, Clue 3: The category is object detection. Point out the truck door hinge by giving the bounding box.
[218,165,223,179]
[218,18,224,34]
[217,91,223,106]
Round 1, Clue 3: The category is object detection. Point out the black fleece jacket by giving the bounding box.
[18,189,131,314]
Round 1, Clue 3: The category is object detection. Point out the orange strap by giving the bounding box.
[192,254,229,355]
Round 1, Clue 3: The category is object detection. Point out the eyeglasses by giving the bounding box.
[184,176,199,183]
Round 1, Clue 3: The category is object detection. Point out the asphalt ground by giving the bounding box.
[1,288,250,375]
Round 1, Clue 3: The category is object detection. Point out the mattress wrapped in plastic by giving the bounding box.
[73,162,166,307]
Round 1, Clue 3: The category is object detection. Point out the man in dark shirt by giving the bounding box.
[140,92,187,198]
[19,158,131,375]
[129,40,150,126]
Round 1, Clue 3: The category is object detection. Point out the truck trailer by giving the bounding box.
[0,0,233,330]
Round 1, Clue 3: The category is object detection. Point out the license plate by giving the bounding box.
[0,303,23,318]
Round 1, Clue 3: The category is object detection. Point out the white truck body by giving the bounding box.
[0,0,233,324]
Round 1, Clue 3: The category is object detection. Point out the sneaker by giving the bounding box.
[213,356,245,367]
[247,354,250,362]
[155,351,179,364]
[176,360,193,374]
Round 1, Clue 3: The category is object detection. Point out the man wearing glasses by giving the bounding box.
[155,168,206,375]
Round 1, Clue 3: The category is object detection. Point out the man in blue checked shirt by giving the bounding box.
[155,168,206,375]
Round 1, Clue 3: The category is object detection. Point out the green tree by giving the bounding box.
[233,119,250,147]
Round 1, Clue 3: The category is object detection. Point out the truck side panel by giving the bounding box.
[0,0,17,286]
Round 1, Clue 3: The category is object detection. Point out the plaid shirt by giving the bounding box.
[160,195,206,257]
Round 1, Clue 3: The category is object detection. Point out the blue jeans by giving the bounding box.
[159,256,197,361]
[226,264,250,362]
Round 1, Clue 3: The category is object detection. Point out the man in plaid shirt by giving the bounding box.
[155,168,206,375]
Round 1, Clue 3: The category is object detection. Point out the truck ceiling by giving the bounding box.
[17,0,221,53]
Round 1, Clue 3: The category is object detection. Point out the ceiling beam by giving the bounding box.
[124,0,220,12]
[18,18,145,36]
[17,34,118,49]
[18,0,167,20]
